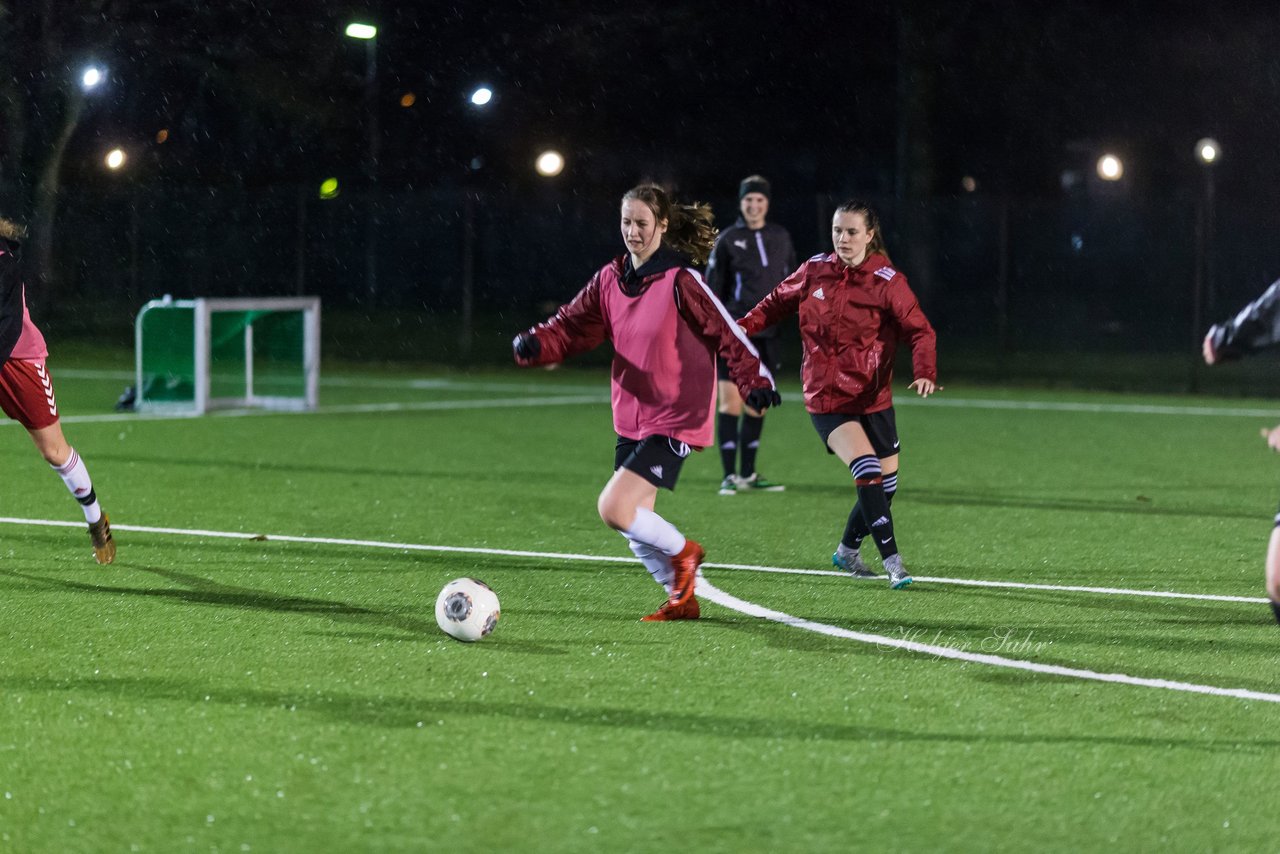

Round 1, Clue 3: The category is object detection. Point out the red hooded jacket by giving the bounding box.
[739,252,936,414]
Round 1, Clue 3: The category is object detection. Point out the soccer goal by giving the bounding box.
[134,296,321,414]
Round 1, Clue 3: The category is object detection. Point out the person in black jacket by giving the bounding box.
[1203,278,1280,624]
[705,175,797,495]
[0,218,115,564]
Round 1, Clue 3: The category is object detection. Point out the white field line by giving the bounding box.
[1,516,1275,705]
[45,368,1280,418]
[696,560,1270,604]
[1,516,1266,606]
[0,395,608,427]
[16,393,1280,429]
[896,395,1280,418]
[53,368,606,394]
[694,579,1280,705]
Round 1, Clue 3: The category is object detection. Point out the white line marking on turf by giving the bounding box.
[700,560,1269,604]
[52,369,606,394]
[896,396,1280,418]
[1,517,1267,606]
[3,516,1274,704]
[0,395,608,427]
[23,368,1280,422]
[694,579,1280,705]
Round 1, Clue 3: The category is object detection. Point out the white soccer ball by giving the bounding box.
[435,578,501,642]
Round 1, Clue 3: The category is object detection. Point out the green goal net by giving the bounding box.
[135,297,320,414]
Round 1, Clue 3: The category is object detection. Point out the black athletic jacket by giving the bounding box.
[0,237,24,360]
[1207,278,1280,359]
[705,218,796,337]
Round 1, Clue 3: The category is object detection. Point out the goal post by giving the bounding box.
[135,296,321,414]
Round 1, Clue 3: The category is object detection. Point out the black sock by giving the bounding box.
[841,470,896,550]
[1272,600,1280,626]
[740,414,764,478]
[717,412,739,478]
[850,455,897,559]
[841,502,865,551]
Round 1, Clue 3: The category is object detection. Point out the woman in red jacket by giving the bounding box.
[739,200,939,588]
[513,184,779,621]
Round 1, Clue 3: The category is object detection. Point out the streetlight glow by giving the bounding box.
[1195,137,1221,165]
[535,150,565,177]
[344,22,377,39]
[470,87,493,107]
[1096,154,1123,181]
[81,66,104,90]
[105,148,126,170]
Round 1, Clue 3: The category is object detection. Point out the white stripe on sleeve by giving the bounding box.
[684,268,775,387]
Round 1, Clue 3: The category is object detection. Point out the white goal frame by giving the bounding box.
[134,296,321,414]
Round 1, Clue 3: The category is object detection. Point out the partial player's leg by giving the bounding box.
[29,421,115,564]
[1267,516,1280,625]
[716,377,742,494]
[826,420,910,589]
[0,359,114,564]
[601,436,702,620]
[734,337,784,492]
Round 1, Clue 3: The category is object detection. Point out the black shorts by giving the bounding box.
[614,434,692,491]
[717,335,781,381]
[810,409,900,458]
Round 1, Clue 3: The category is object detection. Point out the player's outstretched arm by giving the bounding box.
[513,272,607,366]
[1207,278,1280,361]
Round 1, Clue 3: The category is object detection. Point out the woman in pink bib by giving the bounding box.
[514,185,779,621]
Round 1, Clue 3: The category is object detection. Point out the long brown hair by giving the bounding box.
[834,199,892,265]
[621,184,718,266]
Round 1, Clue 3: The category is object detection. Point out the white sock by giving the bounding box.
[52,448,102,524]
[622,507,686,557]
[625,534,675,591]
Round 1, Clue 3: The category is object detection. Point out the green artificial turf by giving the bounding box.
[1,362,1278,852]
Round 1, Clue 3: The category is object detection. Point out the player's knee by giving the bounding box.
[36,441,70,467]
[597,494,627,531]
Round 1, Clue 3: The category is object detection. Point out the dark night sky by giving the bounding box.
[64,0,1280,209]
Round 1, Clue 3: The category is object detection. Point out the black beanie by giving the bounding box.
[739,177,770,200]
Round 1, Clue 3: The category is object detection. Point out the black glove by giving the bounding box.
[513,332,541,361]
[745,387,781,412]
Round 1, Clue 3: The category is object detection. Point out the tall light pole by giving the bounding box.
[345,22,379,303]
[460,86,494,359]
[1191,138,1220,391]
[1194,138,1220,315]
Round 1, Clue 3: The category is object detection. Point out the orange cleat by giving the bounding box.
[88,513,115,565]
[668,539,704,606]
[641,595,700,622]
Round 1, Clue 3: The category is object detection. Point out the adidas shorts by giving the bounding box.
[0,358,60,430]
[614,434,691,491]
[717,335,781,381]
[810,408,899,458]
